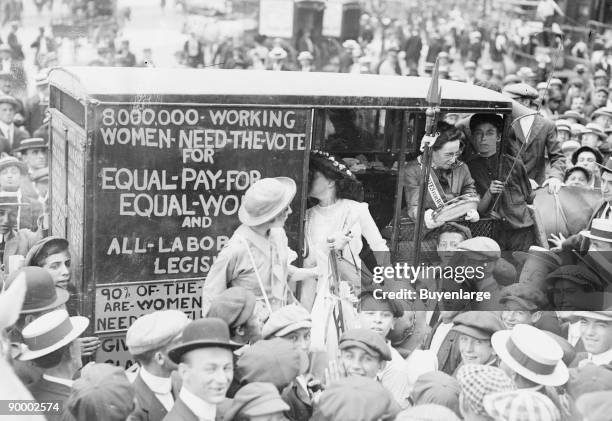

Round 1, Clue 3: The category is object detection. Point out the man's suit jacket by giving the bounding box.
[3,227,42,269]
[423,321,462,376]
[25,95,46,135]
[570,351,612,368]
[162,397,231,421]
[27,378,71,421]
[131,372,181,421]
[562,201,606,254]
[0,124,30,154]
[509,111,566,185]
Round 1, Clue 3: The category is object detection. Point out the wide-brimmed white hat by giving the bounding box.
[18,309,89,361]
[581,218,612,243]
[491,324,569,387]
[268,47,287,60]
[238,177,296,226]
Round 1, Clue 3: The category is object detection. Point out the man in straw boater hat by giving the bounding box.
[0,93,29,154]
[18,308,89,420]
[492,324,569,411]
[202,177,317,317]
[0,155,43,231]
[13,137,47,175]
[164,318,241,421]
[569,310,612,368]
[0,190,41,269]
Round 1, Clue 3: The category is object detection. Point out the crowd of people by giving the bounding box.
[2,0,612,421]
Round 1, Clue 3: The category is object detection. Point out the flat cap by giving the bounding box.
[584,122,607,139]
[483,390,560,421]
[66,363,135,421]
[236,337,308,389]
[456,237,501,261]
[549,78,563,86]
[503,83,539,100]
[499,283,548,311]
[567,365,612,399]
[544,265,604,290]
[312,377,399,421]
[451,311,504,340]
[126,310,190,355]
[359,291,404,317]
[339,328,392,361]
[561,140,580,154]
[576,391,612,421]
[561,110,587,124]
[262,304,312,339]
[456,364,516,416]
[411,371,461,416]
[224,382,289,419]
[207,286,256,329]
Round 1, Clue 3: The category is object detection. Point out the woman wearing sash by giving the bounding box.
[404,122,480,231]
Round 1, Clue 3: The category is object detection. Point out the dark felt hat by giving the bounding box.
[4,266,69,314]
[167,318,240,363]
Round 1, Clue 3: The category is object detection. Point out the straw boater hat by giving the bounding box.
[0,191,27,207]
[13,137,48,154]
[561,111,587,125]
[580,218,612,243]
[0,156,27,174]
[491,324,569,387]
[0,94,19,109]
[583,122,607,140]
[18,309,89,361]
[297,51,313,62]
[238,177,296,226]
[560,140,580,155]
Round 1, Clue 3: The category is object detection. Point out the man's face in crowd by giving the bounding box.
[580,317,612,355]
[582,134,601,149]
[0,166,22,191]
[601,171,612,202]
[547,98,561,111]
[589,239,612,252]
[0,79,11,94]
[0,207,17,234]
[458,334,495,365]
[551,279,594,311]
[576,151,599,173]
[23,148,47,171]
[557,130,570,143]
[359,310,395,338]
[280,327,311,353]
[179,347,233,404]
[571,97,585,113]
[43,250,71,290]
[565,170,589,188]
[473,122,499,158]
[437,232,465,264]
[0,103,15,124]
[501,302,540,329]
[594,91,609,107]
[594,115,612,129]
[340,346,384,378]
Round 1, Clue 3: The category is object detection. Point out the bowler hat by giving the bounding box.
[13,137,47,154]
[5,266,69,314]
[571,145,604,165]
[167,318,240,363]
[238,177,296,226]
[24,236,69,266]
[491,324,569,387]
[126,310,190,355]
[18,309,89,361]
[451,311,504,340]
[0,156,27,175]
[469,113,504,134]
[580,218,612,243]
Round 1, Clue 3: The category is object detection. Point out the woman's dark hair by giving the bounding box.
[564,166,591,183]
[431,121,465,151]
[31,240,69,267]
[308,153,364,202]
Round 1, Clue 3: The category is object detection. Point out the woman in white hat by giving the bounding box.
[202,177,317,319]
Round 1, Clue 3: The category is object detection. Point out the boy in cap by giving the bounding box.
[262,303,312,352]
[410,371,461,418]
[337,328,391,380]
[203,178,317,317]
[456,364,515,421]
[451,311,504,370]
[164,318,240,421]
[127,310,190,421]
[0,94,29,154]
[499,283,548,329]
[65,363,136,421]
[571,311,612,367]
[462,113,535,251]
[19,309,89,420]
[14,137,47,174]
[225,382,290,421]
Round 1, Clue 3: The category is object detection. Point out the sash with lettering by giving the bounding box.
[417,156,447,209]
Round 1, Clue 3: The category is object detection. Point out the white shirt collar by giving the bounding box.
[140,366,172,395]
[589,347,612,365]
[0,120,11,137]
[179,387,216,421]
[42,374,74,388]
